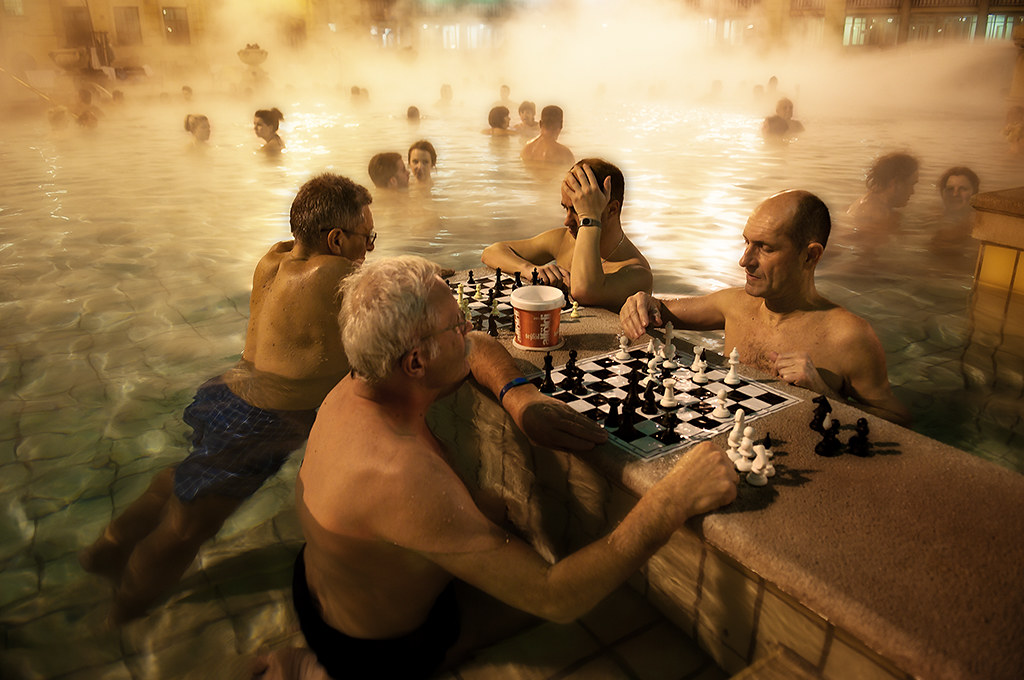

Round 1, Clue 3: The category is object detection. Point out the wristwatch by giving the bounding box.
[579,217,602,228]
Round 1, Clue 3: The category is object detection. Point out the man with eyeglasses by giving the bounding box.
[265,255,737,679]
[80,173,376,624]
[482,157,652,311]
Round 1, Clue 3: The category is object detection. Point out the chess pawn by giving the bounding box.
[691,359,708,384]
[570,301,580,318]
[746,444,769,487]
[690,346,703,372]
[660,378,677,408]
[615,335,631,362]
[711,389,730,419]
[735,426,755,472]
[474,282,483,300]
[494,268,503,289]
[724,347,741,386]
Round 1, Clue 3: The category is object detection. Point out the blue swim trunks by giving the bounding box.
[173,379,316,502]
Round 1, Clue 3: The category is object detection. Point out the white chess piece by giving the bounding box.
[474,282,483,300]
[735,426,755,472]
[746,444,769,487]
[570,301,580,318]
[663,321,675,347]
[690,346,703,371]
[725,347,740,385]
[728,411,745,453]
[457,283,465,303]
[660,378,677,408]
[662,340,677,370]
[615,335,631,362]
[646,358,660,386]
[711,389,730,419]
[691,359,708,384]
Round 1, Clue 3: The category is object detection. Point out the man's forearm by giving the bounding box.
[481,244,532,274]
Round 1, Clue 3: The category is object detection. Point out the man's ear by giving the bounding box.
[326,229,343,256]
[401,346,427,379]
[805,242,824,267]
[388,175,398,189]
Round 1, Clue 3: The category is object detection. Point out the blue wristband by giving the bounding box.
[498,377,530,403]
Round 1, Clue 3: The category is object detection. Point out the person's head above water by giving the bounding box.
[339,255,447,385]
[289,173,374,262]
[938,166,979,215]
[368,152,410,189]
[408,140,437,183]
[566,157,624,214]
[518,101,536,124]
[406,106,420,123]
[540,105,564,133]
[254,108,283,136]
[866,152,919,207]
[184,114,210,143]
[488,106,510,130]
[775,98,795,120]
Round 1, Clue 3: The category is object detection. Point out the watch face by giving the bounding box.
[581,217,600,227]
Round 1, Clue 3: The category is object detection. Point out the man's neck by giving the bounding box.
[759,281,820,319]
[351,373,437,427]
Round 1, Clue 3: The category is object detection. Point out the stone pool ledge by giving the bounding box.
[428,273,1024,680]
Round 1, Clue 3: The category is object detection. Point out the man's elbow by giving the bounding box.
[480,244,504,269]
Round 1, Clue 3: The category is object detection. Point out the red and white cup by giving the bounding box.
[511,285,565,351]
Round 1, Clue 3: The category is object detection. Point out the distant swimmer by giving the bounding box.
[482,158,652,310]
[931,166,980,256]
[254,107,285,154]
[761,97,804,139]
[368,152,411,189]
[408,140,437,186]
[493,83,513,109]
[435,83,454,110]
[406,105,421,125]
[79,174,377,624]
[846,152,919,230]
[620,190,909,425]
[482,106,516,136]
[520,105,574,165]
[184,114,210,147]
[514,100,539,135]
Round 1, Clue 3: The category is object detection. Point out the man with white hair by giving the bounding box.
[286,255,738,678]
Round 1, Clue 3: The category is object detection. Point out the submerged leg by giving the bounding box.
[110,490,243,624]
[79,467,177,582]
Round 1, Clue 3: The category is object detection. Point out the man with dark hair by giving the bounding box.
[847,152,919,229]
[408,140,437,186]
[79,173,377,623]
[520,105,574,165]
[482,158,652,310]
[620,190,909,425]
[514,100,539,134]
[937,166,979,219]
[368,152,410,189]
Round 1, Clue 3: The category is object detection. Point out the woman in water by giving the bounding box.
[253,108,285,154]
[184,114,210,148]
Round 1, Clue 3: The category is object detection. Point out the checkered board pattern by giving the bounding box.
[447,274,572,332]
[529,346,800,461]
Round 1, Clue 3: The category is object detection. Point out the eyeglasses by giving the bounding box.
[321,227,376,246]
[425,311,471,340]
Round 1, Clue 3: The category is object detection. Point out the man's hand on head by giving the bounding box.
[563,164,611,220]
[619,292,662,340]
[769,351,828,394]
[504,388,608,452]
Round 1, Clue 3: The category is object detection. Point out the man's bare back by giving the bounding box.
[225,241,356,411]
[520,136,574,165]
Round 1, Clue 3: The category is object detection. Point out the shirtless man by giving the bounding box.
[79,173,376,623]
[846,152,919,230]
[289,255,737,678]
[481,159,652,310]
[514,100,539,135]
[620,190,910,425]
[520,105,574,165]
[408,140,437,186]
[368,152,410,189]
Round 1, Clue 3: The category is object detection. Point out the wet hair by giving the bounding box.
[368,152,404,188]
[254,107,284,132]
[938,166,979,195]
[406,106,420,121]
[572,158,625,209]
[340,255,444,384]
[289,173,372,250]
[518,100,536,116]
[408,140,437,166]
[783,191,831,250]
[183,114,208,133]
[540,105,564,130]
[866,152,918,191]
[488,106,509,129]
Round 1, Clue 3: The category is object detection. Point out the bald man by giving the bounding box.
[620,190,909,426]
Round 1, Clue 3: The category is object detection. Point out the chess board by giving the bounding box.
[530,346,801,461]
[447,273,572,332]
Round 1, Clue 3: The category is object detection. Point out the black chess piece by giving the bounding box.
[815,418,843,457]
[512,271,522,290]
[605,397,621,429]
[467,270,475,285]
[472,313,482,331]
[571,373,588,396]
[617,400,639,439]
[531,268,539,285]
[487,313,498,338]
[540,353,555,393]
[762,432,773,452]
[809,398,831,433]
[847,417,872,457]
[641,381,659,415]
[494,268,503,290]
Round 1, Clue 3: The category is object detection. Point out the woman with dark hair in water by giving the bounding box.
[254,107,285,154]
[184,114,210,148]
